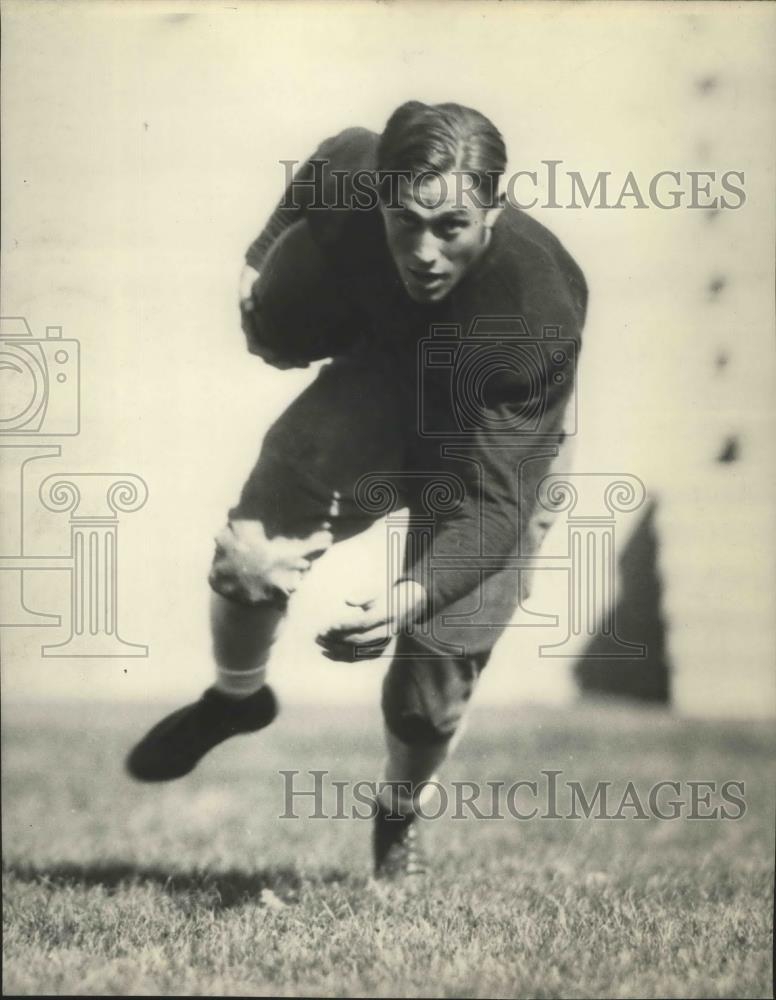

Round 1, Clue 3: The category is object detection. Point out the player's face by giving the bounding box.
[380,172,502,304]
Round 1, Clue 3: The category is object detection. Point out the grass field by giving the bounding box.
[2,698,774,998]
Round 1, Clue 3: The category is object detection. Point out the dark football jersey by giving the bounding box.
[244,128,588,631]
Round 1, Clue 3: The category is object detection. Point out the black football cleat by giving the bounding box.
[372,801,427,880]
[126,685,278,782]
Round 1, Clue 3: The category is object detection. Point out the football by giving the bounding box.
[244,219,362,365]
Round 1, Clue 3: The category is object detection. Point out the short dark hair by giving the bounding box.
[377,101,507,207]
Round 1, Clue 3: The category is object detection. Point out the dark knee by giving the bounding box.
[381,679,465,746]
[382,708,460,746]
[381,645,488,746]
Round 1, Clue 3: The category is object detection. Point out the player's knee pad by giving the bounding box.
[381,678,463,746]
[381,641,489,746]
[207,523,290,609]
[208,559,288,609]
[382,708,460,746]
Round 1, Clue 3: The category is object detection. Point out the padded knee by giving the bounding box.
[381,641,490,746]
[208,519,332,606]
[382,704,460,746]
[381,668,467,747]
[208,552,287,609]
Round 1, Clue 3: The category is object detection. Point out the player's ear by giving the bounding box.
[484,189,506,229]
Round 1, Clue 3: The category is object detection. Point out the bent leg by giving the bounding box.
[208,512,336,697]
[379,632,490,813]
[209,356,407,695]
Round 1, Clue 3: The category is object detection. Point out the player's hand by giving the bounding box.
[239,263,261,303]
[315,581,428,662]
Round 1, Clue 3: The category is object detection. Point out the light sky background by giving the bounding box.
[1,0,774,716]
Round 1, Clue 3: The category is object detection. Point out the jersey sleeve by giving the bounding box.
[399,227,588,615]
[399,435,531,614]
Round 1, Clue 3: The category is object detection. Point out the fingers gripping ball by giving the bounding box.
[243,221,363,366]
[208,520,333,607]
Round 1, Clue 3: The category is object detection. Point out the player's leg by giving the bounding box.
[207,498,338,699]
[210,592,283,699]
[370,395,577,872]
[374,633,490,878]
[125,458,333,782]
[127,355,404,782]
[205,348,407,684]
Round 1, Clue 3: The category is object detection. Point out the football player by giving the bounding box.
[127,101,587,880]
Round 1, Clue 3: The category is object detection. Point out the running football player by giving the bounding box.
[127,101,587,880]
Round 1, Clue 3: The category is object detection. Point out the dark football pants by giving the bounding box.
[208,354,503,746]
